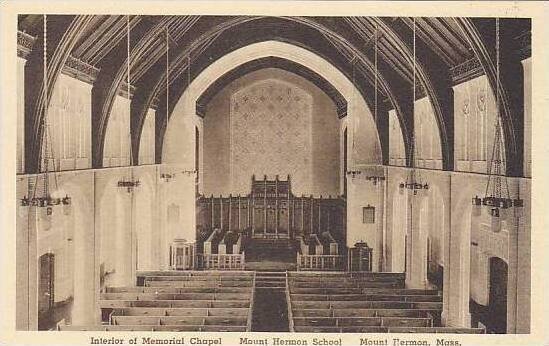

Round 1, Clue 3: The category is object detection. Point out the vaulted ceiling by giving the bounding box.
[17,15,530,176]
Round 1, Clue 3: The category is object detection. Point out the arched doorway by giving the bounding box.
[37,253,54,330]
[488,257,508,333]
[470,256,508,333]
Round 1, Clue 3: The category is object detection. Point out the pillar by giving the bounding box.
[442,174,471,327]
[406,191,428,289]
[16,205,38,330]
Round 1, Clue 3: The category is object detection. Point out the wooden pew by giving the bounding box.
[297,236,309,255]
[387,327,485,334]
[99,299,250,309]
[320,231,339,255]
[293,326,388,333]
[233,233,243,254]
[309,234,323,255]
[138,270,254,277]
[106,286,251,294]
[203,229,221,254]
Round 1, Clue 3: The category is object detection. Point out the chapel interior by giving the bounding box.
[15,15,531,334]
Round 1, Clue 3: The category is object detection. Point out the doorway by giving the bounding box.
[38,253,54,330]
[488,256,508,333]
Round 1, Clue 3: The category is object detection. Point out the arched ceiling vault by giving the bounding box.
[195,57,348,118]
[18,15,530,176]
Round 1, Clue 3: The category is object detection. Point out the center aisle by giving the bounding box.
[251,271,289,332]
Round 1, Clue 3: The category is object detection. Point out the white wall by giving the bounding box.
[414,97,443,169]
[139,108,156,165]
[388,109,406,166]
[103,95,131,168]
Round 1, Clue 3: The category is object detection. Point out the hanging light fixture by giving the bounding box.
[400,17,429,196]
[160,26,175,184]
[20,14,72,215]
[366,24,386,187]
[472,18,523,225]
[117,15,140,193]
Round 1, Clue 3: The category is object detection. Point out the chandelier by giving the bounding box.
[117,15,140,193]
[346,169,386,185]
[20,14,72,215]
[400,18,428,196]
[472,18,523,223]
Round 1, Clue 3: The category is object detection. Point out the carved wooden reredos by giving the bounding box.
[196,175,346,240]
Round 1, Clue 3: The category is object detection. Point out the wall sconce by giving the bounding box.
[366,176,386,185]
[160,173,175,182]
[346,170,361,178]
[117,180,140,193]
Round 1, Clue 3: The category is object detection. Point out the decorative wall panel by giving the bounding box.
[453,75,500,174]
[103,95,131,167]
[230,79,313,195]
[41,73,92,171]
[389,109,406,166]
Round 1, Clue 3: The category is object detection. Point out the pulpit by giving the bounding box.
[348,241,372,272]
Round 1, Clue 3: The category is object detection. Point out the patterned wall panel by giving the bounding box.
[230,79,313,195]
[453,75,500,174]
[41,73,92,171]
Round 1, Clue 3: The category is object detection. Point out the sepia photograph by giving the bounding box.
[0,1,546,345]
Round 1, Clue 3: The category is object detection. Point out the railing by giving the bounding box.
[285,271,295,332]
[195,252,246,270]
[296,253,346,271]
[247,272,256,332]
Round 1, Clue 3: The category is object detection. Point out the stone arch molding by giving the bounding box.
[162,40,383,167]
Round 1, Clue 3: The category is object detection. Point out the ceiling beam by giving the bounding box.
[454,18,526,177]
[142,16,409,166]
[195,56,348,118]
[379,17,455,171]
[90,16,176,168]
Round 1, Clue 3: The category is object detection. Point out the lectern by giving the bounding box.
[348,241,372,272]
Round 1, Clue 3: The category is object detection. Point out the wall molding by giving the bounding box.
[450,58,484,86]
[18,30,138,99]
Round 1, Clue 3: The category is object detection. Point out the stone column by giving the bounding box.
[406,191,428,289]
[73,172,100,325]
[442,174,471,327]
[16,204,38,330]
